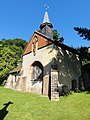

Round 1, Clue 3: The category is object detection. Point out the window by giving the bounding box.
[32,36,38,56]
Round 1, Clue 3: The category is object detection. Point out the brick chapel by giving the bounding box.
[5,9,82,100]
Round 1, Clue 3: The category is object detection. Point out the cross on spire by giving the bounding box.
[40,5,53,39]
[43,5,50,23]
[44,5,49,11]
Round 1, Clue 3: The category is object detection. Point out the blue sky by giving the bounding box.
[0,0,90,48]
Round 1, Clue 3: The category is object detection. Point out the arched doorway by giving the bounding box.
[30,61,43,94]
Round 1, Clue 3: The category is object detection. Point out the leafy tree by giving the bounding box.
[74,27,90,90]
[13,38,27,49]
[1,38,27,49]
[77,47,90,65]
[76,47,90,91]
[0,39,27,85]
[74,27,90,40]
[52,30,64,42]
[78,47,90,90]
[0,47,16,84]
[74,27,90,65]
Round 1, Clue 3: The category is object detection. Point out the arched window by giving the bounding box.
[32,36,38,56]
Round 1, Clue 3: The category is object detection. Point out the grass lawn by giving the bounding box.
[0,87,90,120]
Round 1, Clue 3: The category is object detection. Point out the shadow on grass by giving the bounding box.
[0,101,13,120]
[86,91,90,94]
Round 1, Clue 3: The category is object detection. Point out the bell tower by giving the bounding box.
[40,5,53,39]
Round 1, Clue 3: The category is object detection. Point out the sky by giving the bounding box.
[0,0,90,48]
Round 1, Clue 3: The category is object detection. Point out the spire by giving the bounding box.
[43,5,50,23]
[40,5,53,39]
[43,11,50,23]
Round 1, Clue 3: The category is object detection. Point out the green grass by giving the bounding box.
[0,87,90,120]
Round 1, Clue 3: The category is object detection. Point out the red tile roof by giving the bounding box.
[23,31,52,56]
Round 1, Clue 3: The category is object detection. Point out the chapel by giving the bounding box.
[5,9,82,100]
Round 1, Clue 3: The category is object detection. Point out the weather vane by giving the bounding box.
[44,5,49,11]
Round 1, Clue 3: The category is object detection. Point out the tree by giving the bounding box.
[52,30,64,42]
[1,38,27,49]
[77,47,90,65]
[38,29,64,42]
[74,27,90,40]
[74,27,90,90]
[77,47,90,91]
[0,47,16,84]
[0,39,27,85]
[74,27,90,65]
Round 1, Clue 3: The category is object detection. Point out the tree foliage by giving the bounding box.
[74,26,90,90]
[0,38,27,85]
[77,47,90,90]
[74,27,90,40]
[77,47,90,65]
[38,29,64,42]
[52,30,64,42]
[74,27,90,65]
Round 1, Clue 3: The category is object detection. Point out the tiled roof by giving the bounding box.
[22,31,52,56]
[23,31,80,56]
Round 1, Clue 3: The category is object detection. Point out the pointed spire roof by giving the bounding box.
[43,11,50,23]
[40,5,53,39]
